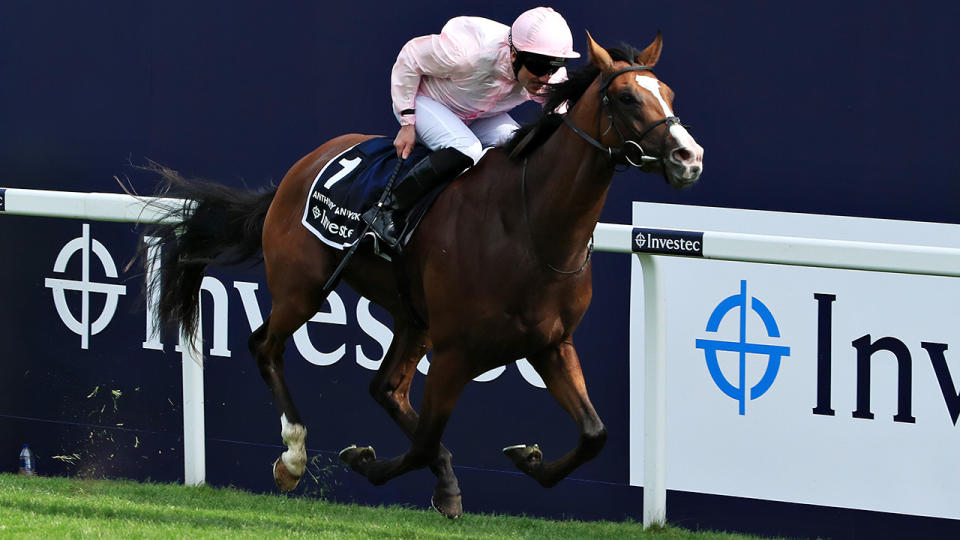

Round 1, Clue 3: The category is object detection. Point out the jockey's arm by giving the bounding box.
[394,125,416,159]
[390,33,465,129]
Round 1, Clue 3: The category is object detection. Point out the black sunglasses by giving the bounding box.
[519,52,566,77]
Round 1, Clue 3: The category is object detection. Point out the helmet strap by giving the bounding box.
[508,31,522,79]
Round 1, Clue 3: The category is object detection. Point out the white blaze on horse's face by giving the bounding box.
[634,74,704,186]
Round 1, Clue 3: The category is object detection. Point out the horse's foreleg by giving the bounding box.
[366,323,462,517]
[249,308,310,491]
[503,339,607,487]
[341,348,469,513]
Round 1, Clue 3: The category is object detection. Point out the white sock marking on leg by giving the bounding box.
[280,413,307,476]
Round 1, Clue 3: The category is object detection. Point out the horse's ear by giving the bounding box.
[635,31,663,67]
[586,30,614,72]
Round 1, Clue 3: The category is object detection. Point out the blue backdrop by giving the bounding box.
[1,2,958,538]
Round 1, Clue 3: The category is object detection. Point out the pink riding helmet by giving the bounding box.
[510,7,580,59]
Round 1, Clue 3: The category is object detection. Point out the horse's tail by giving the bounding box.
[140,163,277,343]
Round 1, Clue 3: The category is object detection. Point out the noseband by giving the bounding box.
[563,65,683,168]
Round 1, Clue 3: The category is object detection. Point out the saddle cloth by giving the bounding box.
[301,137,430,249]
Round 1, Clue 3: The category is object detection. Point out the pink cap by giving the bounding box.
[510,7,580,59]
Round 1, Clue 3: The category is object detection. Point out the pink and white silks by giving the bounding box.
[390,15,568,164]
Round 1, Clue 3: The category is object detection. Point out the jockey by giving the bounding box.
[363,7,580,249]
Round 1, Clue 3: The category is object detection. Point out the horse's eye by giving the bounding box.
[618,94,637,105]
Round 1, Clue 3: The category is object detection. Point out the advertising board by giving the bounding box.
[0,216,635,521]
[630,202,960,520]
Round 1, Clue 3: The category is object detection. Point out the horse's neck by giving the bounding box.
[523,100,615,269]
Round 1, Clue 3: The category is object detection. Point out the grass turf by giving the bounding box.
[0,473,774,539]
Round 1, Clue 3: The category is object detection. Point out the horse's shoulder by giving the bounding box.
[431,150,507,205]
[468,148,523,201]
[462,148,517,186]
[419,148,520,240]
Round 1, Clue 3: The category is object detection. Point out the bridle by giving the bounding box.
[563,65,683,168]
[525,65,684,275]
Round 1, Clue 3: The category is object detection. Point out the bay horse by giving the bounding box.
[145,32,703,518]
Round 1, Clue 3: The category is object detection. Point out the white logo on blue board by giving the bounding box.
[44,224,127,349]
[695,280,791,415]
[634,232,647,249]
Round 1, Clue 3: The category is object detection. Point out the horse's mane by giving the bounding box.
[502,44,644,160]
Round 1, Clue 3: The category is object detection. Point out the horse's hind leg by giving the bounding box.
[248,307,310,490]
[365,320,462,518]
[251,243,336,491]
[503,338,607,487]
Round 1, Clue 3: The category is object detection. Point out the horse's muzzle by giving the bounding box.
[666,143,704,187]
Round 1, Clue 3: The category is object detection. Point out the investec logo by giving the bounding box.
[695,280,960,426]
[44,224,127,349]
[632,227,703,256]
[43,225,545,387]
[696,280,791,415]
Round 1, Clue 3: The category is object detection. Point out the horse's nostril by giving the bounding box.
[671,147,693,164]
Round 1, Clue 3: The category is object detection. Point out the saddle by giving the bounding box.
[301,137,447,251]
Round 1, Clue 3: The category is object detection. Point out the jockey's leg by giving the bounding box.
[362,148,471,250]
[363,96,476,250]
[469,112,520,148]
[408,95,484,164]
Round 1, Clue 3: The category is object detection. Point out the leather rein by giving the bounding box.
[522,66,684,275]
[563,65,683,168]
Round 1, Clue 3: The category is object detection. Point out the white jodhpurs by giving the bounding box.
[396,95,520,165]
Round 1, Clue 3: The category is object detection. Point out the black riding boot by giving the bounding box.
[363,147,472,251]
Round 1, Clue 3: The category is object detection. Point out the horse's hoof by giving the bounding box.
[273,457,302,492]
[338,444,376,474]
[502,443,542,474]
[431,491,463,519]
